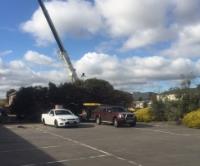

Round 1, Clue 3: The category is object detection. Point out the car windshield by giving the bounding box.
[55,110,72,115]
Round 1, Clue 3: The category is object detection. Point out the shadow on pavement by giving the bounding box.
[79,123,95,128]
[57,123,95,129]
[135,123,154,128]
[0,125,65,166]
[95,122,153,128]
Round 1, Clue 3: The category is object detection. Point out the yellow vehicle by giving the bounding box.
[79,103,102,121]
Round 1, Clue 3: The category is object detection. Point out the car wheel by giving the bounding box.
[42,119,46,125]
[114,118,119,127]
[96,117,101,125]
[54,120,58,128]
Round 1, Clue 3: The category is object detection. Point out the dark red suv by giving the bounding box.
[91,106,136,127]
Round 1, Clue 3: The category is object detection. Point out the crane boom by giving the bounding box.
[38,0,79,82]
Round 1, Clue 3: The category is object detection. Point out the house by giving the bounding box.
[133,100,152,109]
[134,101,145,108]
[156,93,178,102]
[132,92,156,109]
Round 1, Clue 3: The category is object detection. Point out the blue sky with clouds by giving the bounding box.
[1,0,200,98]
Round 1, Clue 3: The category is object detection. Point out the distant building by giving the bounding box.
[133,100,152,109]
[156,93,178,102]
[132,92,156,109]
[134,101,145,109]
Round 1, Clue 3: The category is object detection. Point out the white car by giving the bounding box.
[41,109,80,127]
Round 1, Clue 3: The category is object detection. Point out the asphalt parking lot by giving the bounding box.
[0,122,200,166]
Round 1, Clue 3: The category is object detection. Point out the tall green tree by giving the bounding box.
[10,78,133,121]
[83,78,114,103]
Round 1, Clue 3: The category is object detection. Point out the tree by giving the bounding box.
[151,100,166,121]
[138,97,143,101]
[10,86,49,121]
[10,78,133,121]
[111,90,133,107]
[83,78,114,104]
[180,73,195,89]
[48,82,61,105]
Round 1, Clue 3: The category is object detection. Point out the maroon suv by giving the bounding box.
[91,106,136,127]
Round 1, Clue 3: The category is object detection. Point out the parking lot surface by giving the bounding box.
[0,122,200,166]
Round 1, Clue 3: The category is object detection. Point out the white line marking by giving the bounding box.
[21,154,107,166]
[117,157,126,161]
[37,129,143,166]
[46,132,113,156]
[128,160,139,165]
[135,128,191,136]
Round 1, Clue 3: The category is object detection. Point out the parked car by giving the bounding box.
[41,109,80,127]
[91,106,136,127]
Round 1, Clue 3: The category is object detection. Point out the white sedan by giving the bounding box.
[41,109,80,127]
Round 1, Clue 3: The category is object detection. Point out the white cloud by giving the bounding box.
[75,52,119,76]
[0,51,68,98]
[162,24,200,58]
[173,0,200,25]
[0,58,2,67]
[37,69,67,83]
[24,50,53,65]
[95,0,175,50]
[122,28,175,50]
[179,24,200,46]
[1,50,200,97]
[96,0,168,37]
[21,0,174,49]
[21,0,200,53]
[21,0,102,45]
[0,58,9,76]
[3,0,200,97]
[75,52,200,92]
[96,0,200,52]
[0,50,13,57]
[9,60,26,69]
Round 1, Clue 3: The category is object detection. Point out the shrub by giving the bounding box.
[135,108,153,122]
[182,109,200,128]
[164,109,180,121]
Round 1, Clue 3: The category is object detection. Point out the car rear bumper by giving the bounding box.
[118,118,136,125]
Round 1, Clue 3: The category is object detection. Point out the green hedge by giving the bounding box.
[135,108,153,122]
[182,109,200,128]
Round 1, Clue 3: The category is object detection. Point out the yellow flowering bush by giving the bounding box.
[135,108,153,122]
[182,109,200,128]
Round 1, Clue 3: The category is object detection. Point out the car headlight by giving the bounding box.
[59,118,66,121]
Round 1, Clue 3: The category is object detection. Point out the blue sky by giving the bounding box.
[1,0,200,98]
